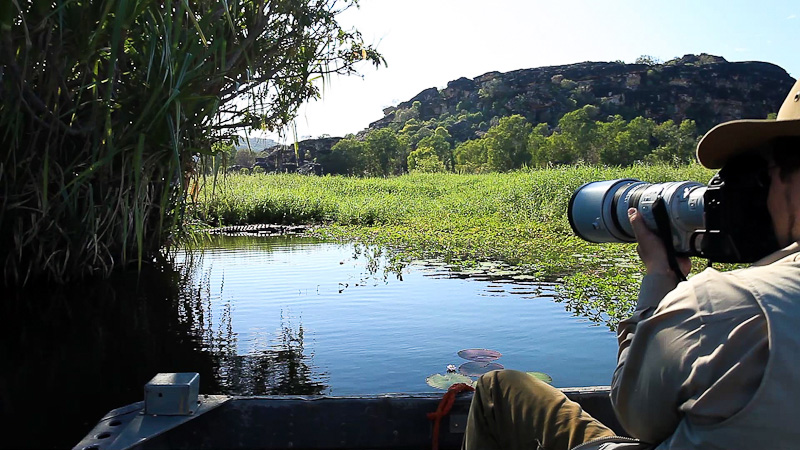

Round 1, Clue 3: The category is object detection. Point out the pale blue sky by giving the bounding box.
[266,0,799,142]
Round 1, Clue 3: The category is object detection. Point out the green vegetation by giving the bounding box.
[318,109,698,176]
[1,0,383,284]
[195,164,716,327]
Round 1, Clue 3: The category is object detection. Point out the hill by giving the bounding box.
[251,54,796,174]
[367,54,794,142]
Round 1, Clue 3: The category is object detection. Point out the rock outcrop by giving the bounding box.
[240,54,795,174]
[368,54,795,142]
[248,137,342,174]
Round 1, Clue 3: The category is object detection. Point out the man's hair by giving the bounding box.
[770,136,800,182]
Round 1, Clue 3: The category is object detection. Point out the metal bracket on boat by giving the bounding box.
[144,372,200,416]
[72,373,230,450]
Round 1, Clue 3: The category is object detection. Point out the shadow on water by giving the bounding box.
[0,257,327,449]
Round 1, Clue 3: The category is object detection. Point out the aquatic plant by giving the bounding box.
[526,372,553,383]
[458,362,504,376]
[0,0,383,285]
[457,348,502,362]
[426,373,475,390]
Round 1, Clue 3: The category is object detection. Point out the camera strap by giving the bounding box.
[652,197,688,282]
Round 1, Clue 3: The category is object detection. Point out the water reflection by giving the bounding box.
[0,252,328,449]
[217,316,328,395]
[175,242,329,396]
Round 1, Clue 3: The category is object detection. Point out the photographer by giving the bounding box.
[463,79,800,450]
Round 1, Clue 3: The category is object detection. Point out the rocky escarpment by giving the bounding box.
[369,54,795,142]
[247,137,341,174]
[243,54,795,173]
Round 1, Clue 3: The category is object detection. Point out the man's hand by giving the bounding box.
[627,208,691,279]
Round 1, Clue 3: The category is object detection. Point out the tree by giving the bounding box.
[676,120,699,163]
[364,128,406,176]
[635,55,661,65]
[647,119,698,165]
[479,78,505,100]
[403,125,434,148]
[597,116,654,165]
[484,115,533,171]
[395,101,421,123]
[234,148,257,168]
[325,138,367,175]
[401,119,422,135]
[0,0,384,284]
[540,133,575,165]
[454,139,489,173]
[528,123,551,167]
[556,105,600,163]
[407,146,446,173]
[207,140,237,173]
[597,115,628,164]
[417,127,454,171]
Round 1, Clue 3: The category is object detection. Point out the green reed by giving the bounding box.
[1,0,381,285]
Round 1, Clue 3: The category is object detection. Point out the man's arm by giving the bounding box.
[611,273,700,442]
[610,209,694,442]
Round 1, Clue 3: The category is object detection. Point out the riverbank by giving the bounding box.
[193,165,716,327]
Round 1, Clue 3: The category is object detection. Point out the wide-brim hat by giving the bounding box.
[696,79,800,169]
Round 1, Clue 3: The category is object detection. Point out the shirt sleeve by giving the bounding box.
[610,273,698,443]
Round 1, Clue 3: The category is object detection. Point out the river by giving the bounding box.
[1,235,617,449]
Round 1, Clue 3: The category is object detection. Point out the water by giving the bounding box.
[1,235,618,449]
[174,236,618,394]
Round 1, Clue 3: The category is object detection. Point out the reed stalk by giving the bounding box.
[0,0,383,285]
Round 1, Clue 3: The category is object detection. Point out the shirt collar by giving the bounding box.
[753,242,800,266]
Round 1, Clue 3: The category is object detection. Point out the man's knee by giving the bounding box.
[477,369,554,397]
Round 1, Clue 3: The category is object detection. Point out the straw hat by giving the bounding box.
[696,79,800,169]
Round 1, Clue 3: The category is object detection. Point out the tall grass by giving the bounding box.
[0,0,382,285]
[197,165,714,232]
[198,165,711,267]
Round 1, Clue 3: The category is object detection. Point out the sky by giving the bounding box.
[263,0,800,143]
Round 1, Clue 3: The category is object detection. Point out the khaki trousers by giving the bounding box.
[463,370,615,450]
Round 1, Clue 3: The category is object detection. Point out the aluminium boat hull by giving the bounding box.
[75,386,624,450]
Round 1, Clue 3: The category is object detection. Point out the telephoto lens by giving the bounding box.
[568,179,706,255]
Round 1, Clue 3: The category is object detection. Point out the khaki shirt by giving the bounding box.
[610,243,800,444]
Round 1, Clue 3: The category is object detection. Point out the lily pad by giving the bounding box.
[458,361,504,376]
[489,270,520,277]
[511,275,538,281]
[458,348,502,362]
[426,373,475,390]
[527,371,553,384]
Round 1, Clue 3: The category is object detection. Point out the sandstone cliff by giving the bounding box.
[255,54,795,172]
[369,54,795,142]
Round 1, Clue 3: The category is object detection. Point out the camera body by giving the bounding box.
[568,155,780,263]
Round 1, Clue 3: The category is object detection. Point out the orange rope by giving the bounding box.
[427,383,475,450]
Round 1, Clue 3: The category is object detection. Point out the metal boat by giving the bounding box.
[74,373,624,450]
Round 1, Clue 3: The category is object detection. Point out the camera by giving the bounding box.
[569,179,705,251]
[568,154,780,264]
